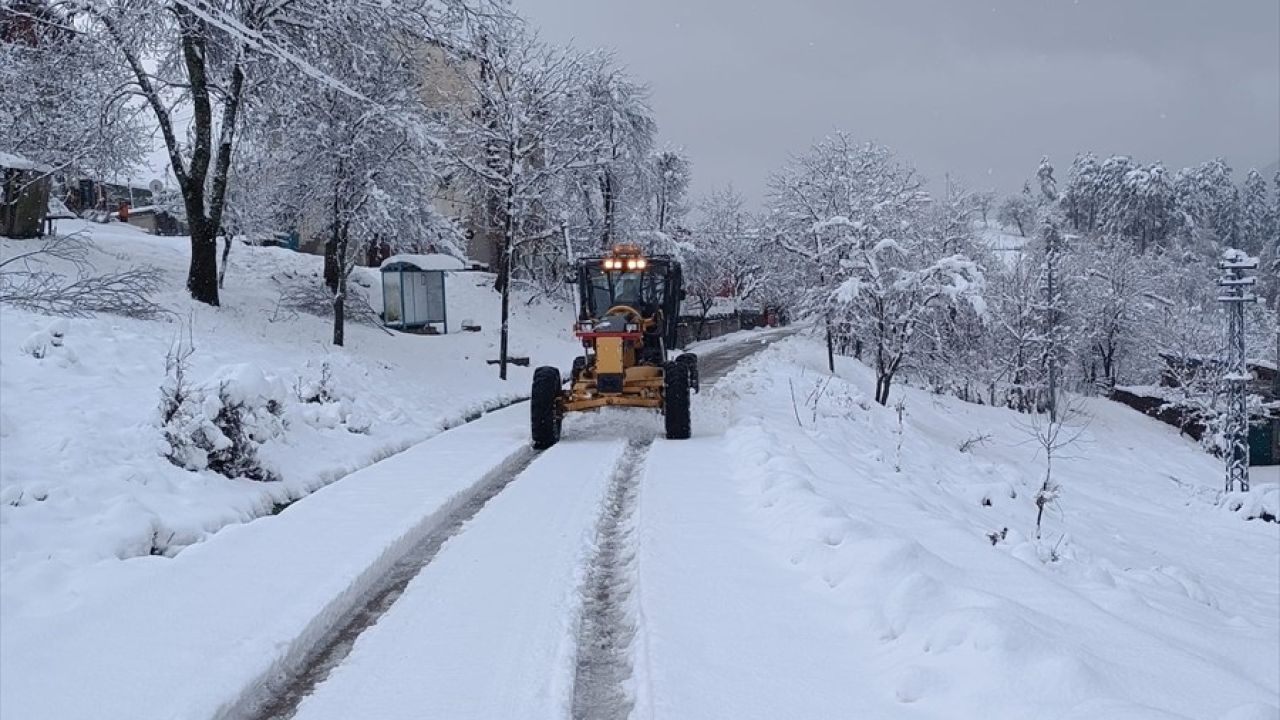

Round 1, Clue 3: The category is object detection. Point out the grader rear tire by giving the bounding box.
[663,360,691,440]
[531,366,562,449]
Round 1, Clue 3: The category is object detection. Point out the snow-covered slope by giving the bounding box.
[0,219,579,622]
[981,222,1030,266]
[640,335,1277,719]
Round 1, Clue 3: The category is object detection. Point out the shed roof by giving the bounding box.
[381,253,464,271]
[46,196,76,220]
[0,151,51,173]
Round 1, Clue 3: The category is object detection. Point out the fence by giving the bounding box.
[675,314,742,348]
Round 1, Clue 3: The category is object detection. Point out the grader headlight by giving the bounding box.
[602,248,647,272]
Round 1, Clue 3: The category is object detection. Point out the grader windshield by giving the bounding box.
[575,247,684,349]
[582,267,670,318]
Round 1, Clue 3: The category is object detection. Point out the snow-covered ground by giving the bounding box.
[3,234,1276,720]
[0,333,777,720]
[0,219,580,622]
[638,335,1278,719]
[981,223,1030,265]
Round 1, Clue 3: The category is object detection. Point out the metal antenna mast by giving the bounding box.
[1218,249,1258,493]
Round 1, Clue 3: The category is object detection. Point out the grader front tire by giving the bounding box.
[531,366,563,450]
[676,352,699,393]
[663,361,691,440]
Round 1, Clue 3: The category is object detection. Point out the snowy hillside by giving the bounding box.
[980,223,1030,265]
[639,335,1279,719]
[0,219,580,621]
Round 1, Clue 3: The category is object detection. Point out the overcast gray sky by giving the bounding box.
[514,0,1280,206]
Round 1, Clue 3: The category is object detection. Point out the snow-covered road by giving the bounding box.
[262,328,797,720]
[285,438,628,720]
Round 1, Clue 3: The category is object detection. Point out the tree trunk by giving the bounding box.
[1100,345,1115,389]
[324,232,340,292]
[600,170,614,249]
[875,372,893,406]
[498,251,511,380]
[333,276,346,347]
[324,188,342,292]
[498,184,515,380]
[825,320,836,373]
[332,223,348,347]
[218,234,232,289]
[187,220,220,305]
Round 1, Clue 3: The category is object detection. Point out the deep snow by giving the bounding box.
[0,399,538,720]
[2,220,1275,720]
[0,219,580,623]
[636,335,1278,719]
[0,332,775,720]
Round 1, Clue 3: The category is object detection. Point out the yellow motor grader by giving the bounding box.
[531,244,697,448]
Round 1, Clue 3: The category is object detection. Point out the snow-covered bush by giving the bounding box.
[160,360,287,482]
[19,319,75,365]
[1224,486,1279,524]
[292,359,373,435]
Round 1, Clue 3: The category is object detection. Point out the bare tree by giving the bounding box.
[441,18,601,379]
[575,54,656,250]
[73,0,451,306]
[75,1,259,305]
[767,135,984,404]
[0,2,148,181]
[650,149,691,233]
[1021,397,1090,541]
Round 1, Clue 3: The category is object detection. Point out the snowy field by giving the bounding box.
[0,219,580,623]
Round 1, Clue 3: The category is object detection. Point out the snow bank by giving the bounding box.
[0,405,533,720]
[704,336,1278,719]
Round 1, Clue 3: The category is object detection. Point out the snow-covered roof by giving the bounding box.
[46,196,76,220]
[381,253,465,271]
[0,151,51,173]
[110,205,181,219]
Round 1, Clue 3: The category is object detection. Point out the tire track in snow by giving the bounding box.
[569,329,797,719]
[247,446,541,720]
[252,329,794,720]
[571,439,650,720]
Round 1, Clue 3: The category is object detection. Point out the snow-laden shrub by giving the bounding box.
[19,319,76,365]
[1224,486,1279,524]
[292,360,373,434]
[160,362,287,482]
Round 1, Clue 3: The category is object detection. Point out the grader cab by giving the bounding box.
[530,244,697,449]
